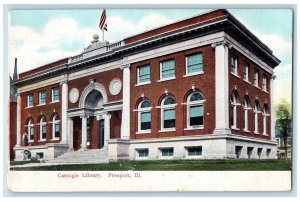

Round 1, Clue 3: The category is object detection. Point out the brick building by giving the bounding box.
[12,9,280,162]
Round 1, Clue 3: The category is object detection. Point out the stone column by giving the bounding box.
[120,64,130,139]
[68,117,74,151]
[212,40,231,135]
[270,75,276,141]
[60,80,68,144]
[16,92,22,147]
[81,115,87,150]
[104,112,111,147]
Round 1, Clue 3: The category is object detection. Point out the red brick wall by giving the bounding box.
[124,9,227,44]
[9,102,17,160]
[110,111,121,139]
[19,58,68,79]
[68,68,123,109]
[20,83,62,146]
[130,45,216,140]
[228,48,272,140]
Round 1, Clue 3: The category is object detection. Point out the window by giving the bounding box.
[137,65,150,84]
[231,55,238,75]
[262,105,269,135]
[235,146,243,159]
[27,94,33,107]
[39,91,46,105]
[254,100,260,133]
[262,75,267,91]
[137,149,149,157]
[258,148,263,159]
[266,149,271,157]
[161,148,174,157]
[186,54,203,75]
[230,91,240,129]
[253,68,259,87]
[186,91,204,129]
[187,146,202,156]
[52,114,60,139]
[52,87,59,102]
[137,99,151,133]
[27,119,34,141]
[39,117,46,141]
[247,147,254,159]
[160,96,176,131]
[160,59,175,80]
[243,63,249,81]
[243,96,251,131]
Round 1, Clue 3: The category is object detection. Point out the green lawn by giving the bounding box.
[10,159,291,171]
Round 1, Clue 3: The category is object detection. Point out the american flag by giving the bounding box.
[99,9,108,31]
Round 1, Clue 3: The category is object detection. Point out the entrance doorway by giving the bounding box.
[73,116,82,151]
[98,119,105,149]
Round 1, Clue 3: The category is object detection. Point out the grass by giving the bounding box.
[10,159,291,171]
[10,160,41,166]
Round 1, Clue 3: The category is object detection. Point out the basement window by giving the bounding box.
[137,149,149,157]
[187,146,202,156]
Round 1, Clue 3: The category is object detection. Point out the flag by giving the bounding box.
[99,9,108,31]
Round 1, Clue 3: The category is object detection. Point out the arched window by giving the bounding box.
[52,114,60,139]
[186,91,205,129]
[26,118,34,142]
[137,99,151,133]
[262,104,269,135]
[39,117,46,141]
[254,100,260,133]
[231,91,240,129]
[160,96,176,131]
[243,96,251,131]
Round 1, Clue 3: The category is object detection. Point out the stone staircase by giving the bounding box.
[47,148,109,164]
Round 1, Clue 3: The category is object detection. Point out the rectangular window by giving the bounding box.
[247,147,254,159]
[231,55,238,75]
[138,65,150,84]
[266,148,271,157]
[141,112,151,130]
[190,105,204,126]
[163,109,175,129]
[186,54,203,74]
[161,59,175,79]
[161,148,174,156]
[235,146,243,159]
[42,125,46,139]
[52,87,59,102]
[55,124,60,138]
[187,147,202,156]
[258,148,263,159]
[253,69,259,87]
[29,127,34,140]
[27,94,33,107]
[39,91,46,105]
[243,63,249,81]
[262,75,267,91]
[138,149,149,157]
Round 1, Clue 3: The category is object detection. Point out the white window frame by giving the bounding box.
[262,76,267,91]
[243,63,249,81]
[39,91,46,105]
[185,91,205,130]
[27,119,34,142]
[39,117,46,141]
[137,65,151,85]
[52,114,60,140]
[231,92,240,129]
[27,94,33,108]
[185,53,204,76]
[136,100,152,134]
[243,98,251,132]
[159,96,176,132]
[51,87,60,103]
[231,55,238,75]
[262,106,270,136]
[159,59,175,81]
[254,101,261,134]
[253,69,259,87]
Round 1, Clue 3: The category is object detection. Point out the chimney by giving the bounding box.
[13,58,18,81]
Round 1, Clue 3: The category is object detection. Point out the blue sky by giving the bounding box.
[9,9,293,105]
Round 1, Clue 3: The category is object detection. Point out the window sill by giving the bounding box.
[50,138,59,141]
[262,133,269,136]
[25,106,34,109]
[50,101,60,104]
[231,127,240,131]
[254,132,260,135]
[183,72,204,77]
[135,81,151,86]
[262,89,269,93]
[37,104,46,107]
[243,130,251,133]
[231,73,240,79]
[136,130,151,134]
[157,77,176,82]
[184,126,204,131]
[39,139,46,142]
[158,129,176,133]
[28,140,34,143]
[243,79,252,85]
[254,85,261,90]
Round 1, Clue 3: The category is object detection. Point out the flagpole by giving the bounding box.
[102,29,104,42]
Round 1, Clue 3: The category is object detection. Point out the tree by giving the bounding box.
[275,99,292,158]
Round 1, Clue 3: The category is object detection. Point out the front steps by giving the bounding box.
[47,148,109,164]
